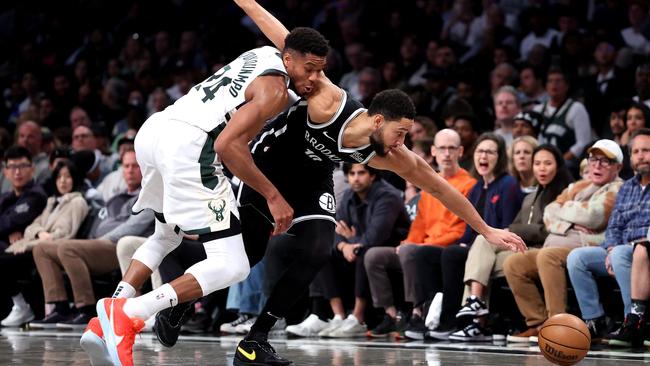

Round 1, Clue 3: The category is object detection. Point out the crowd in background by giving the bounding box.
[1,0,650,350]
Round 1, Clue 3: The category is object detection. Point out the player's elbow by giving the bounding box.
[214,136,235,162]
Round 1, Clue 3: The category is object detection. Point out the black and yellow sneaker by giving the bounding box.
[234,339,292,366]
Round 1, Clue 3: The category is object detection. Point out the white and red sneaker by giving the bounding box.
[96,298,145,366]
[80,317,113,366]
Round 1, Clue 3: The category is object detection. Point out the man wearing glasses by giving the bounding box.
[0,146,48,326]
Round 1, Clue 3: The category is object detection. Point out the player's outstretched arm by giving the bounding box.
[234,0,289,50]
[215,75,293,235]
[369,147,527,252]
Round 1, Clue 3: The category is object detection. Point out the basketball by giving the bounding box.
[538,314,591,366]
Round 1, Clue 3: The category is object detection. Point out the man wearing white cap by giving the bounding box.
[504,139,624,343]
[568,129,650,347]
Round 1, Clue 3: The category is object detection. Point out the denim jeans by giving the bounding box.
[226,259,267,315]
[567,245,632,320]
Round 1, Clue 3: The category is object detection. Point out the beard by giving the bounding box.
[369,129,388,157]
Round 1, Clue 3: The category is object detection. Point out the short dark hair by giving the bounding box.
[52,160,84,195]
[342,162,379,177]
[368,89,416,121]
[284,27,329,57]
[4,145,32,164]
[630,127,650,143]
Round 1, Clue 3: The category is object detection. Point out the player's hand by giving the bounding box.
[335,221,357,240]
[484,228,527,253]
[268,194,294,236]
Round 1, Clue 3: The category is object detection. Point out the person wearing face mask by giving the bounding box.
[451,145,573,342]
[504,139,624,343]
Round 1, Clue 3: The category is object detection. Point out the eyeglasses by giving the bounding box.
[588,156,615,167]
[4,163,32,171]
[475,149,498,156]
[435,146,460,152]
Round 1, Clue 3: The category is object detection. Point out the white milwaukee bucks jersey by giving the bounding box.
[166,46,289,132]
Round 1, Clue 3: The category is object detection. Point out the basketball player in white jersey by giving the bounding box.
[79,29,330,366]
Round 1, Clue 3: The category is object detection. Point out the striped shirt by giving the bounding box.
[603,175,650,248]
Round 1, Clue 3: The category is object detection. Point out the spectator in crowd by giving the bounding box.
[504,139,624,342]
[634,63,650,110]
[356,67,381,107]
[455,145,573,341]
[493,86,521,146]
[621,102,650,146]
[453,114,479,172]
[409,116,437,142]
[518,65,549,109]
[0,147,49,326]
[609,100,630,145]
[16,121,50,185]
[533,67,592,167]
[512,110,543,139]
[509,136,539,194]
[583,39,630,137]
[568,129,650,346]
[519,7,561,60]
[620,1,650,55]
[441,133,523,341]
[411,138,434,168]
[286,164,410,338]
[339,43,367,96]
[29,149,153,329]
[364,129,476,338]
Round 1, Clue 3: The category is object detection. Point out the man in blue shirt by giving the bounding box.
[567,128,650,347]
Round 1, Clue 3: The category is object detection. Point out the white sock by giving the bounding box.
[112,281,136,299]
[122,283,178,320]
[12,294,28,308]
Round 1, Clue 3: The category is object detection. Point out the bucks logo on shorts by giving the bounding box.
[208,199,227,222]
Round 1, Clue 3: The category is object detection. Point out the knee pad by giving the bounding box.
[185,233,250,296]
[132,221,182,271]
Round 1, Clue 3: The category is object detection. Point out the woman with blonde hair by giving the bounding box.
[509,135,539,194]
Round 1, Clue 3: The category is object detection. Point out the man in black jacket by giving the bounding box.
[286,163,410,338]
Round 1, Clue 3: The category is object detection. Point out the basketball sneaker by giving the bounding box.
[317,314,344,337]
[221,313,253,334]
[234,338,292,366]
[1,304,35,327]
[154,302,194,348]
[449,320,493,342]
[80,317,113,366]
[285,314,328,337]
[404,314,428,340]
[328,315,367,338]
[96,298,145,366]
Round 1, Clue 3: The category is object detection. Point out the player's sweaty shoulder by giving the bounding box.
[307,85,343,124]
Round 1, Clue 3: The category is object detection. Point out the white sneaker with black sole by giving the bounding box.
[317,314,344,337]
[1,305,35,327]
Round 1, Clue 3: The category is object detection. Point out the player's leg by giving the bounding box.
[235,219,334,366]
[98,218,250,366]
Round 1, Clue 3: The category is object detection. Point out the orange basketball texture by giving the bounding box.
[538,313,591,366]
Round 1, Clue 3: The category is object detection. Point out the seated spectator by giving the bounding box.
[567,129,650,347]
[409,116,437,142]
[363,130,476,338]
[455,145,573,340]
[533,67,592,167]
[29,148,154,329]
[620,1,650,55]
[493,86,521,146]
[503,139,624,342]
[453,114,479,172]
[512,111,543,139]
[620,102,650,146]
[432,133,523,341]
[0,147,49,327]
[285,163,409,338]
[509,136,539,194]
